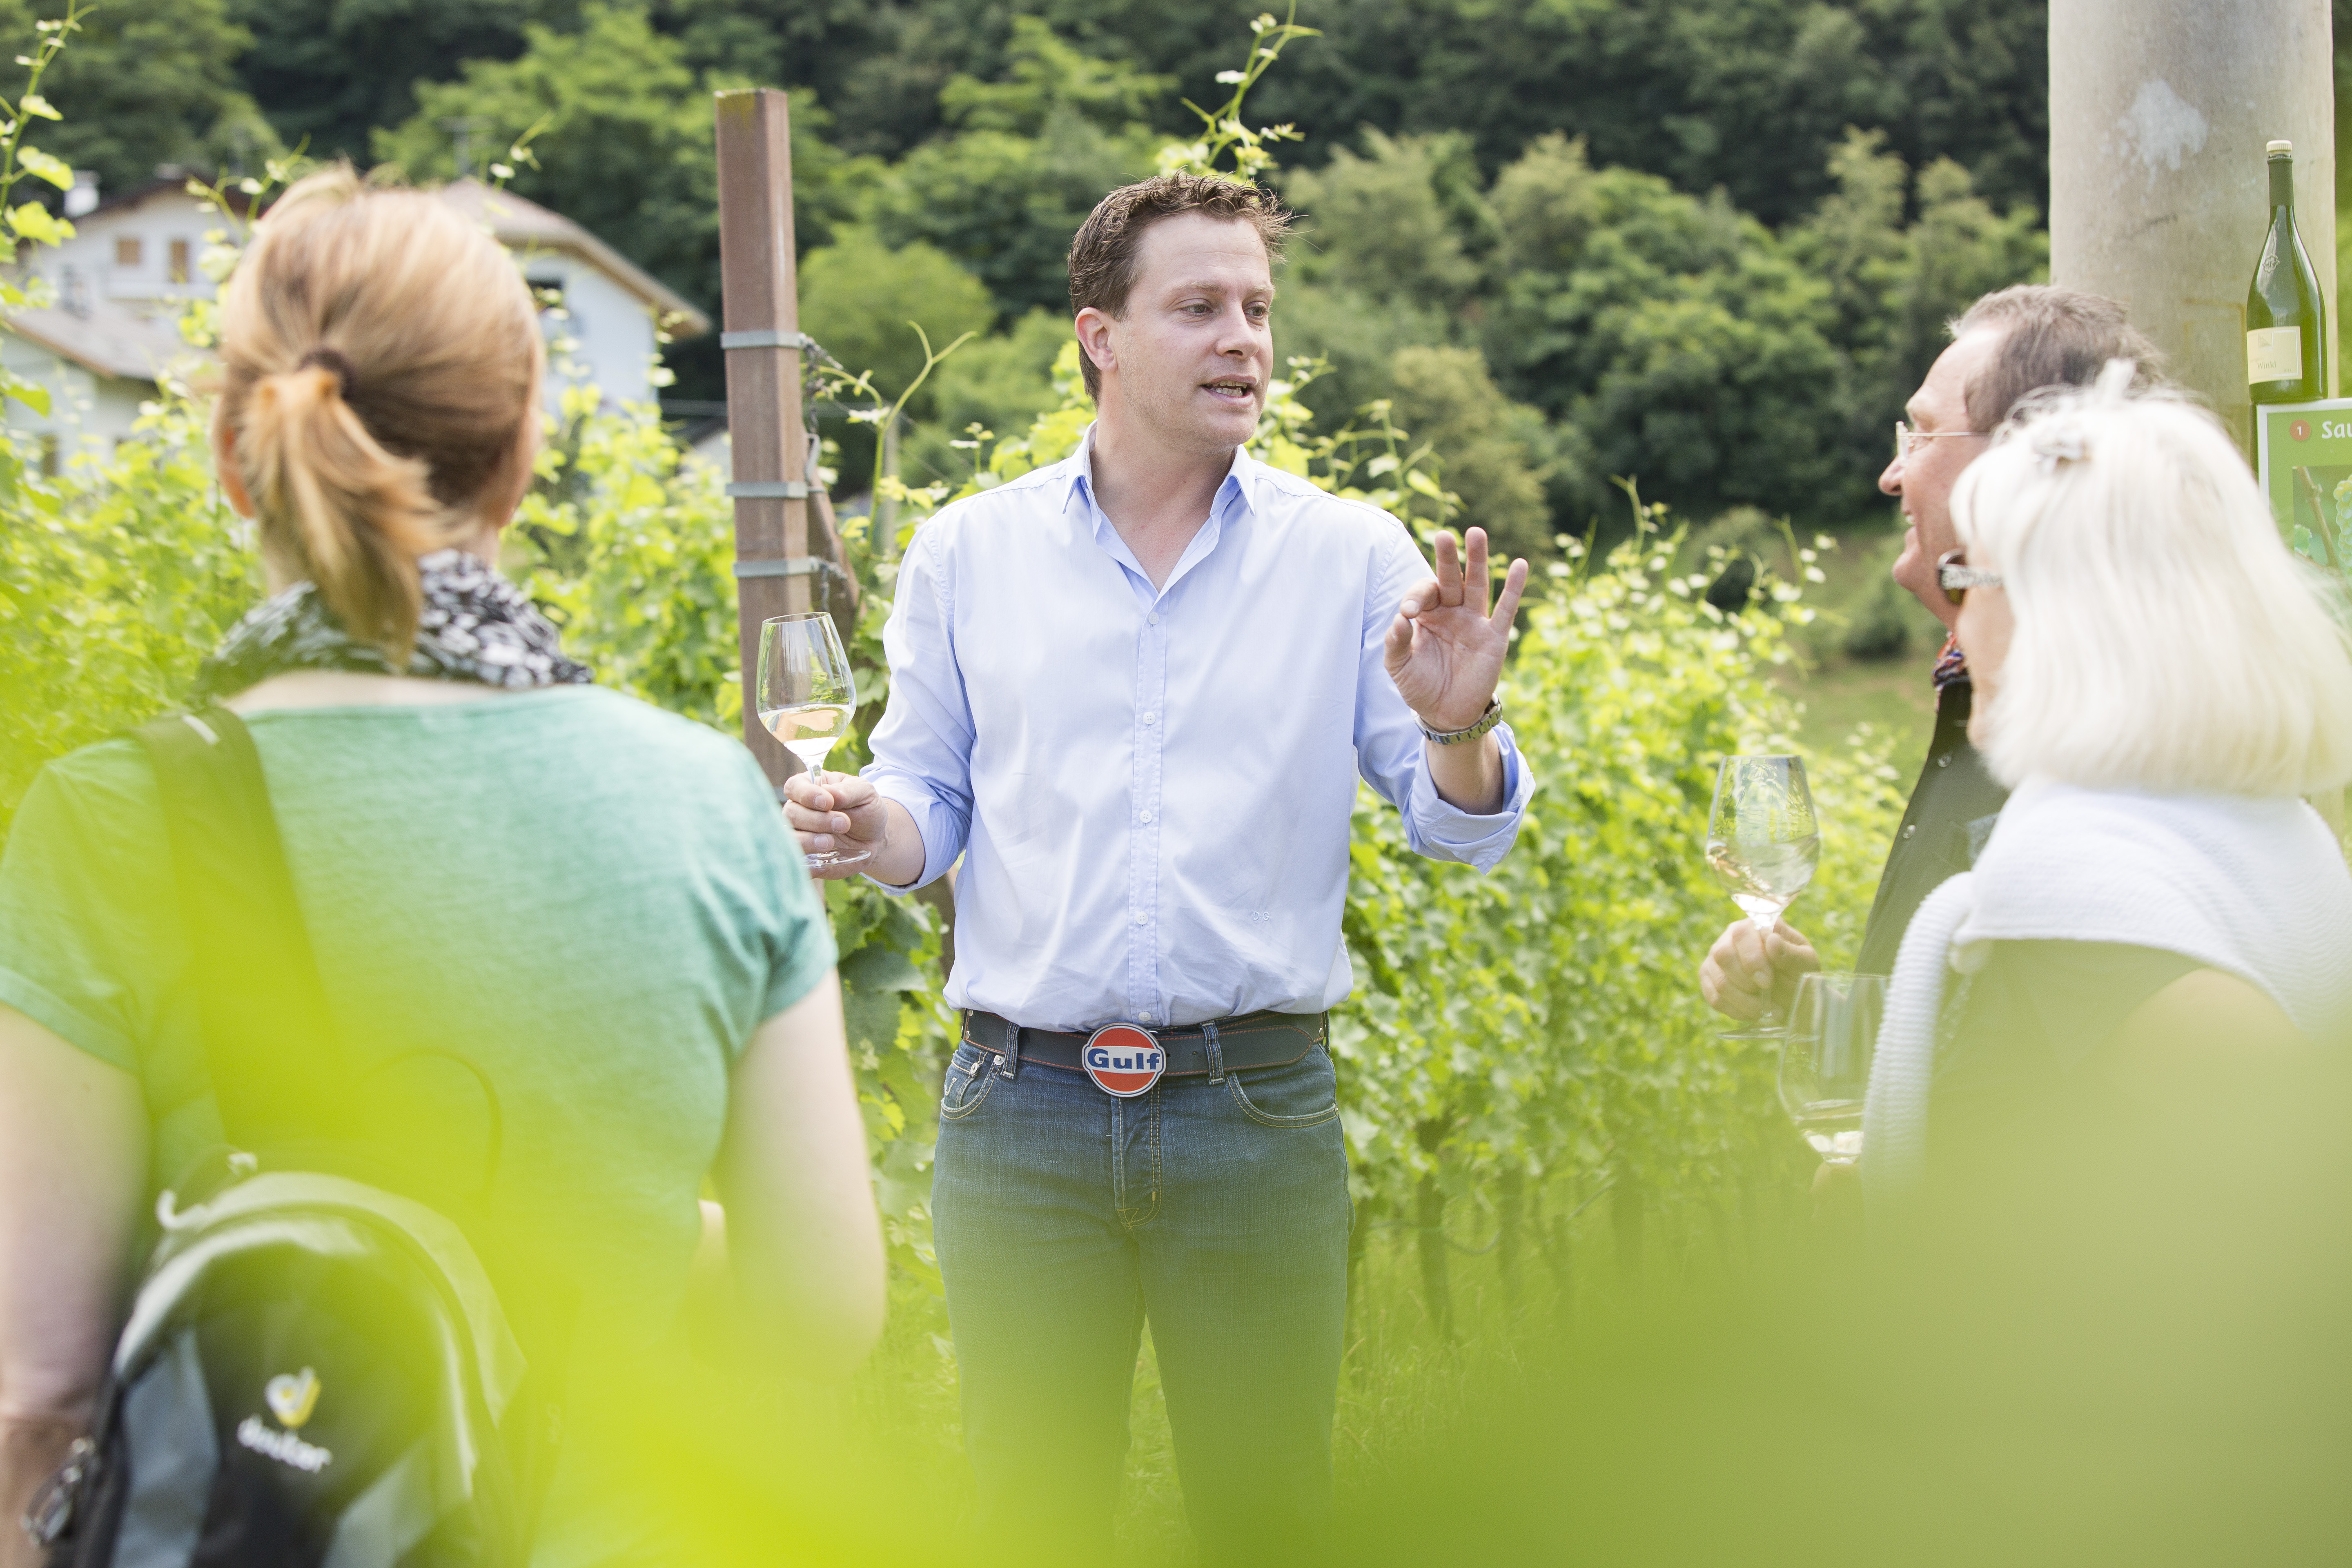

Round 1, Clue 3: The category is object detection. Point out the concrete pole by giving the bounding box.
[2050,0,2335,446]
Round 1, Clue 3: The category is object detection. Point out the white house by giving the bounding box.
[435,178,710,410]
[2,173,709,463]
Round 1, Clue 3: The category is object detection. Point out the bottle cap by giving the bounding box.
[2269,139,2294,156]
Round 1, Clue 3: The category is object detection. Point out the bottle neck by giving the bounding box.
[2272,156,2297,213]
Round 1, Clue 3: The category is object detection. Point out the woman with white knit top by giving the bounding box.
[1860,363,2352,1214]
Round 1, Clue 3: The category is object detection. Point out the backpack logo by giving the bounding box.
[1081,1025,1165,1097]
[265,1368,320,1428]
[238,1368,334,1474]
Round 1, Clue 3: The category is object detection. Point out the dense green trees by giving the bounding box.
[0,0,278,194]
[227,0,567,166]
[11,0,2062,535]
[1269,118,2041,534]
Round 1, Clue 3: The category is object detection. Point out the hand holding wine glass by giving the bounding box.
[1704,754,1820,1039]
[760,612,870,871]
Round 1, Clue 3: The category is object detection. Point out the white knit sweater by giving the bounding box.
[1860,776,2352,1208]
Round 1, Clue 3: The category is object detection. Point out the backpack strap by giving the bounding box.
[133,706,352,1153]
[134,704,574,1553]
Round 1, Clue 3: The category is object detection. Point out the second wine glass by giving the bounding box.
[1777,971,1886,1166]
[1705,753,1820,1040]
[757,612,869,871]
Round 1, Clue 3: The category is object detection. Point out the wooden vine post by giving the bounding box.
[714,86,817,792]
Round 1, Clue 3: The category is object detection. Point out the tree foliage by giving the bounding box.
[227,0,565,167]
[3,0,279,195]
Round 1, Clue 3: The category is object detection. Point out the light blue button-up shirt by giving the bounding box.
[862,424,1535,1032]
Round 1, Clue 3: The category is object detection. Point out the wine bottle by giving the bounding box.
[2248,139,2328,404]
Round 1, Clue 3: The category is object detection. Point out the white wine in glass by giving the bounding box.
[1706,754,1820,1040]
[757,612,869,870]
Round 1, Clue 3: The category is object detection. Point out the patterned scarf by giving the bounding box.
[194,549,592,702]
[1931,631,1968,692]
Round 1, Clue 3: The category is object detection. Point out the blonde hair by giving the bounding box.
[1951,363,2352,796]
[218,165,543,654]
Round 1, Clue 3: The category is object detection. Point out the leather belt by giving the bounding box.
[960,1009,1325,1078]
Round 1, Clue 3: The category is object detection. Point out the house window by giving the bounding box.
[168,238,190,283]
[115,237,140,267]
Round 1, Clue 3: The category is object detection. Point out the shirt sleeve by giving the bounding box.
[1350,523,1536,873]
[0,742,180,1075]
[858,520,976,891]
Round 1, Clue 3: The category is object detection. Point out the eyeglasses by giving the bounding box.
[1894,421,1990,461]
[1937,548,2002,606]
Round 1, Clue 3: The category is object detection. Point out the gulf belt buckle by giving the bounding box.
[1081,1022,1165,1098]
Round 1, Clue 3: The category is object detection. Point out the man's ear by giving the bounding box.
[1074,305,1116,385]
[210,407,256,518]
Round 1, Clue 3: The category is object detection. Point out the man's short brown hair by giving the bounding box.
[1950,284,2166,431]
[1066,174,1293,400]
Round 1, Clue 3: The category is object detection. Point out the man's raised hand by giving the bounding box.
[1384,526,1530,730]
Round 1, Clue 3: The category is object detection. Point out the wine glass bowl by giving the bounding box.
[757,612,869,870]
[1706,754,1820,1040]
[1777,971,1885,1166]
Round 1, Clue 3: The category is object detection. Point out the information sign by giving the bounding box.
[2254,397,2352,570]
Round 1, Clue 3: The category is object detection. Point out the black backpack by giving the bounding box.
[23,706,566,1567]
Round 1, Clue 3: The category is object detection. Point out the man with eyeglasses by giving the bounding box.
[1700,285,2162,1021]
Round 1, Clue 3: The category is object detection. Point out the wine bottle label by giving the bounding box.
[2249,326,2305,384]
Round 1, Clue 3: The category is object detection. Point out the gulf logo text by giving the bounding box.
[1081,1025,1166,1096]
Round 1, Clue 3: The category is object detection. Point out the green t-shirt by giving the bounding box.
[0,685,835,1564]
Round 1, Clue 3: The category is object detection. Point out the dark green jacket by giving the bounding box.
[1855,677,2010,977]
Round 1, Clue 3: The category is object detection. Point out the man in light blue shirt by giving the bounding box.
[785,173,1533,1559]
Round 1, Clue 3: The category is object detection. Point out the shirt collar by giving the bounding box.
[1063,421,1261,543]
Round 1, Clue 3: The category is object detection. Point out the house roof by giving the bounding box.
[435,178,711,336]
[69,180,704,339]
[4,291,190,383]
[3,175,712,381]
[79,175,260,223]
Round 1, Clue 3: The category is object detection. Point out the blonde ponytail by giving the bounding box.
[238,358,444,650]
[218,165,543,658]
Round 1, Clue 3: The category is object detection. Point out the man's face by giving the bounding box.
[1078,213,1274,454]
[1882,329,2000,629]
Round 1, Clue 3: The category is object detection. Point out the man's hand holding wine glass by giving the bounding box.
[1700,917,1822,1022]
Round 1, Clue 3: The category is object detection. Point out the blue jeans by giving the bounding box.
[932,1027,1351,1564]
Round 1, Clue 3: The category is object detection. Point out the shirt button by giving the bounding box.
[1147,612,1160,626]
[1139,810,1154,824]
[1133,912,1147,925]
[1901,824,1916,840]
[1140,1011,1156,1022]
[1142,713,1157,726]
[1936,753,1952,768]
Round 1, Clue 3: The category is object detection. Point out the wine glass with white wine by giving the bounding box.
[757,612,869,871]
[1705,754,1820,1040]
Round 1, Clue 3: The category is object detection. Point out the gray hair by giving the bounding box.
[1949,285,2166,434]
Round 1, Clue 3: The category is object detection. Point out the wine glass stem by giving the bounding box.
[1751,911,1780,1029]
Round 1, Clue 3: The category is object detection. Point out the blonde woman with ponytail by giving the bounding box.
[0,167,882,1566]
